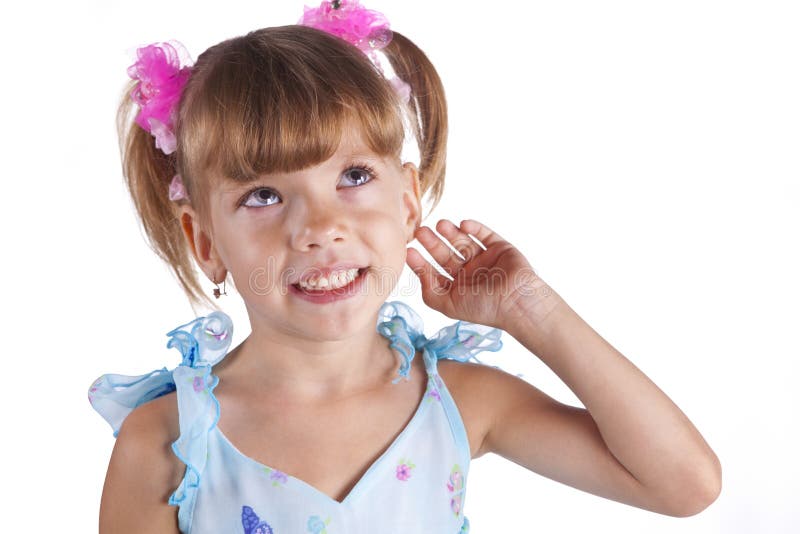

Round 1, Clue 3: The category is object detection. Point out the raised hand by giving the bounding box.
[406,219,560,329]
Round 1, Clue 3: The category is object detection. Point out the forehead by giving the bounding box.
[332,127,391,163]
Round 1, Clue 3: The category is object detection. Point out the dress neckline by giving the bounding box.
[212,372,437,506]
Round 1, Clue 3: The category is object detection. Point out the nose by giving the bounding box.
[289,200,348,251]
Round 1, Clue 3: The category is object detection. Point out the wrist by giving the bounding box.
[502,277,570,344]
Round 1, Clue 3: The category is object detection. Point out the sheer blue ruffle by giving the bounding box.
[88,368,175,437]
[88,311,233,530]
[376,301,504,384]
[165,311,234,368]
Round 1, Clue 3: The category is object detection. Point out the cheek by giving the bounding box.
[358,206,408,269]
[352,185,409,253]
[214,223,283,291]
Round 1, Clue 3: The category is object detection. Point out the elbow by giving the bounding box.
[670,479,721,518]
[665,453,723,518]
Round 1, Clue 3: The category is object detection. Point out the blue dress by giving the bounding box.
[89,301,503,533]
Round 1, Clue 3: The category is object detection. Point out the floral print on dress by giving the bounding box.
[241,505,274,534]
[192,375,205,393]
[425,376,442,403]
[185,371,209,395]
[88,377,103,404]
[446,464,465,516]
[462,334,478,348]
[307,514,331,533]
[262,466,288,486]
[395,458,416,481]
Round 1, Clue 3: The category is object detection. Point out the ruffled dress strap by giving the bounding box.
[88,311,234,533]
[376,300,504,383]
[377,301,502,534]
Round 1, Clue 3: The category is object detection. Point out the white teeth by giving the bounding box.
[298,268,360,290]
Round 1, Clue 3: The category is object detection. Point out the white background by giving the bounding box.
[1,0,797,532]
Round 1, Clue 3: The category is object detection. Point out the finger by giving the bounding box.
[436,219,483,264]
[414,226,463,278]
[406,247,451,299]
[459,219,506,248]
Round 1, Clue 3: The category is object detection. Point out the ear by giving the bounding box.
[401,162,422,244]
[178,205,227,283]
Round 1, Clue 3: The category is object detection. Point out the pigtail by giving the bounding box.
[116,83,216,313]
[384,31,448,217]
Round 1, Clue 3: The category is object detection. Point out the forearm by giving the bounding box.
[504,286,721,508]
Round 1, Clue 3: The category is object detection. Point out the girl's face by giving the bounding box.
[185,125,421,342]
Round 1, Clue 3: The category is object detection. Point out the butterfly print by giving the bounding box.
[242,505,274,534]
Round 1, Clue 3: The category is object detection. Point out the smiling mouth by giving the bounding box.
[292,267,368,294]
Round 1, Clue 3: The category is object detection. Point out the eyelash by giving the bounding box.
[238,161,379,209]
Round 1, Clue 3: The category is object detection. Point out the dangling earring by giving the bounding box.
[213,274,228,299]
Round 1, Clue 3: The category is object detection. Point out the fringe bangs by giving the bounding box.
[177,25,405,197]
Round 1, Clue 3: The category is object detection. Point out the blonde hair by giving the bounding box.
[117,25,448,312]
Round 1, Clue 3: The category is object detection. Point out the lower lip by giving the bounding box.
[289,268,368,304]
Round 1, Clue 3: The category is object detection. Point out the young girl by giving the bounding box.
[89,1,721,532]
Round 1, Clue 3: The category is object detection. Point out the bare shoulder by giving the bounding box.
[99,392,184,534]
[437,359,563,460]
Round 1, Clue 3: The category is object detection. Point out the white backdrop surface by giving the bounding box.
[1,1,797,532]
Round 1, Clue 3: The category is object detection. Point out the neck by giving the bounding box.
[216,313,400,403]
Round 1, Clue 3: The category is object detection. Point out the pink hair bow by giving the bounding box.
[168,174,189,202]
[299,0,411,104]
[299,0,392,53]
[127,41,193,155]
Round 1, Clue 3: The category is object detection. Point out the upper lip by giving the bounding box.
[293,263,365,285]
